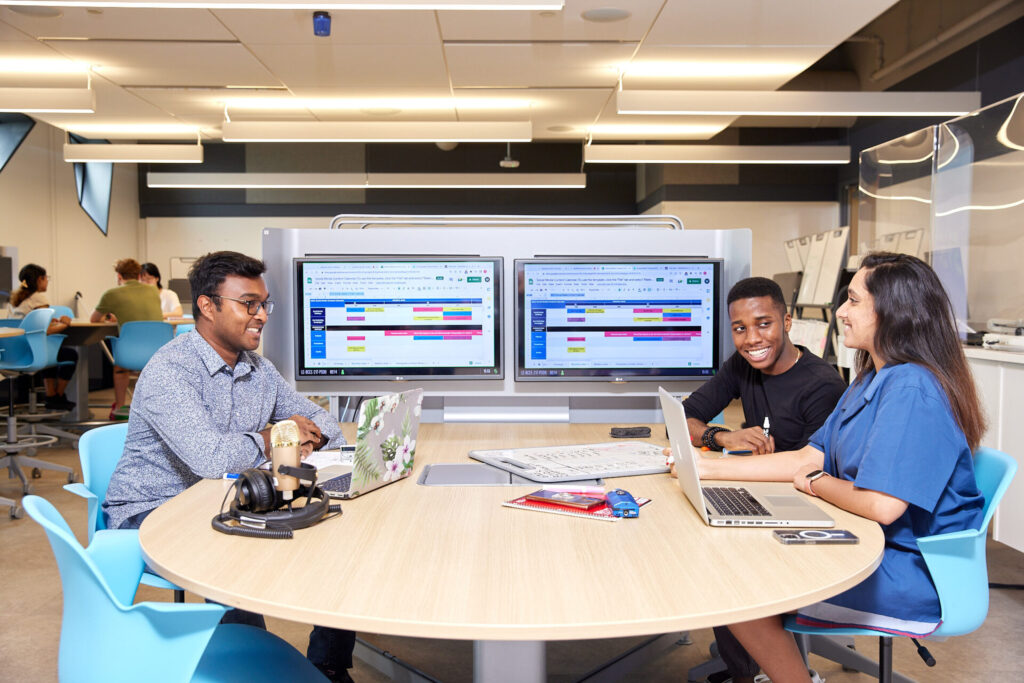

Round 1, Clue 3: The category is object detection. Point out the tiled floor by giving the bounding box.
[3,394,1023,682]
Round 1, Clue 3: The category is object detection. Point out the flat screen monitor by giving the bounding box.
[515,258,722,381]
[295,256,503,380]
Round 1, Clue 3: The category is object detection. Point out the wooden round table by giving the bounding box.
[140,423,883,681]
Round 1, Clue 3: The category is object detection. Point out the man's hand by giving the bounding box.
[716,427,775,454]
[288,415,324,458]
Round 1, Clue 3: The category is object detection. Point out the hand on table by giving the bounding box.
[717,427,775,454]
[288,415,323,459]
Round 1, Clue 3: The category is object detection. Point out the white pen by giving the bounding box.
[763,416,771,438]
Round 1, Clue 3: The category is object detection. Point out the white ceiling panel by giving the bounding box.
[447,43,634,88]
[439,0,662,41]
[42,40,281,88]
[645,0,900,47]
[0,18,37,41]
[450,87,609,138]
[250,43,449,89]
[213,9,440,46]
[1,7,233,41]
[622,45,834,91]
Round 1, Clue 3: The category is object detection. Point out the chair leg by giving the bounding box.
[174,589,185,603]
[878,637,893,683]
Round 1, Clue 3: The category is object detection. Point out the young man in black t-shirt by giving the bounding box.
[683,277,847,683]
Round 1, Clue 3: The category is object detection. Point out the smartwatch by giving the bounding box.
[805,469,827,496]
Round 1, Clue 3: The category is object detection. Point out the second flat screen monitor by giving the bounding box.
[516,258,722,381]
[296,257,502,380]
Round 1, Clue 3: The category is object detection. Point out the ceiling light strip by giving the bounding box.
[221,120,532,143]
[616,90,982,117]
[147,172,584,189]
[2,1,563,10]
[63,143,204,164]
[584,145,850,165]
[0,87,94,114]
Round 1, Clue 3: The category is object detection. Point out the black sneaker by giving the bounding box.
[44,396,75,411]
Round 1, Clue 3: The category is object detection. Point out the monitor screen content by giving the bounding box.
[515,258,722,381]
[296,257,503,380]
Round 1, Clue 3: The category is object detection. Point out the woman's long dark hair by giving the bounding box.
[11,264,46,308]
[856,252,985,450]
[140,262,164,290]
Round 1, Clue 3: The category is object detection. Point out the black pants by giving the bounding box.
[116,506,356,672]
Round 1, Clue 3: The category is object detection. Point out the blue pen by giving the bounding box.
[222,473,239,480]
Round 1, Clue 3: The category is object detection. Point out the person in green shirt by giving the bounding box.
[91,258,163,419]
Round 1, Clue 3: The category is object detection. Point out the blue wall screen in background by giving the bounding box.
[68,133,113,235]
[0,114,34,174]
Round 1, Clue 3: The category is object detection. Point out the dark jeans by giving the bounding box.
[714,624,760,678]
[115,505,355,671]
[38,347,78,382]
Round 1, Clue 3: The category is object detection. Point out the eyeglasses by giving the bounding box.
[212,295,275,316]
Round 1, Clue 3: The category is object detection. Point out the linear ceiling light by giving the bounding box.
[63,142,204,163]
[584,145,851,165]
[616,90,982,117]
[221,120,532,142]
[224,97,532,112]
[2,1,563,9]
[146,171,585,189]
[0,86,94,113]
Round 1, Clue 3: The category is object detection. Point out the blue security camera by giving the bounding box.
[313,11,331,37]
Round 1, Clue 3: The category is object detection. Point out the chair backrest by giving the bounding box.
[22,495,224,683]
[109,321,175,371]
[51,305,74,320]
[923,447,1017,637]
[0,308,53,372]
[78,423,130,538]
[175,323,195,336]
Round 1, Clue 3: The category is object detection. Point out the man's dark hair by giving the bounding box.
[726,277,787,316]
[188,251,266,315]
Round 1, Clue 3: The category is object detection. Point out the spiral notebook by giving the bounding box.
[502,494,652,522]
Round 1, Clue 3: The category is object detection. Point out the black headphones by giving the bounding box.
[211,464,341,539]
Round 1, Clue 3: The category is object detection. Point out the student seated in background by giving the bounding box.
[90,258,163,419]
[681,276,848,683]
[102,251,357,683]
[8,263,79,410]
[139,262,183,319]
[672,253,985,683]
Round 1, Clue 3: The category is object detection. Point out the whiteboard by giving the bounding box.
[814,228,849,306]
[796,231,829,306]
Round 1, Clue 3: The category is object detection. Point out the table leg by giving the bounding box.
[64,344,91,423]
[473,641,545,683]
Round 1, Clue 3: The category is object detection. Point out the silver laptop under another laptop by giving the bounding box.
[659,387,834,528]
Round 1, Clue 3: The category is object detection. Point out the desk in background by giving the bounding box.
[140,423,883,682]
[62,321,117,423]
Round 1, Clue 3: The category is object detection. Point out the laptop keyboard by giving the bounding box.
[319,472,352,493]
[703,486,771,517]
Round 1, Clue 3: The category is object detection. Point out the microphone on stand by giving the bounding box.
[270,420,302,501]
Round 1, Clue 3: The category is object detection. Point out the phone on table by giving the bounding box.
[525,490,604,510]
[773,529,859,545]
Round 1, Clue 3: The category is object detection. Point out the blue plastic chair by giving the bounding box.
[175,322,196,336]
[65,422,185,601]
[106,321,175,372]
[22,495,328,683]
[786,447,1018,682]
[50,305,74,320]
[1,308,73,498]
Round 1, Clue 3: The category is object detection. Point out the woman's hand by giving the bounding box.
[792,463,820,495]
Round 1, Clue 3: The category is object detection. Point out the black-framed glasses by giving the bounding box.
[212,295,274,316]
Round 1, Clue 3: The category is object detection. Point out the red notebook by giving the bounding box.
[502,494,652,522]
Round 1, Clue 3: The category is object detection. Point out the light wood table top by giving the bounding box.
[140,423,883,642]
[0,327,25,338]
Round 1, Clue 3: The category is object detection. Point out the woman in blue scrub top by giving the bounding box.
[693,252,986,683]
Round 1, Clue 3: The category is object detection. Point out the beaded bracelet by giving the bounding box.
[701,426,728,450]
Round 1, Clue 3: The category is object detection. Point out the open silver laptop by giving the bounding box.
[318,388,423,499]
[659,387,833,528]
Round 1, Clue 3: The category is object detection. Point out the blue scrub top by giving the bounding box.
[805,363,984,630]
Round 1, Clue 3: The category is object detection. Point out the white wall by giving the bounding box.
[646,200,840,278]
[0,123,142,316]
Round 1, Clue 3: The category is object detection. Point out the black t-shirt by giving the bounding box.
[682,346,848,452]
